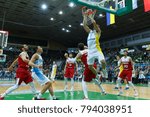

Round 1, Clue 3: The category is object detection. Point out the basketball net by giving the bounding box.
[0,30,8,48]
[82,7,96,25]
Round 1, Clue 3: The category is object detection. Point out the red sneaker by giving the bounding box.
[0,96,4,100]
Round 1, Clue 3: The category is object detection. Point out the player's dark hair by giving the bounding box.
[19,44,25,50]
[115,55,121,58]
[78,43,84,50]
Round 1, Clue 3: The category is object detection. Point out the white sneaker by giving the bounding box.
[64,86,68,92]
[134,92,138,97]
[101,91,107,95]
[118,91,123,96]
[83,97,89,100]
[70,87,74,92]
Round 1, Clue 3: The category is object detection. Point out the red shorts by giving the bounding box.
[16,68,33,85]
[119,70,132,81]
[84,64,96,82]
[64,68,75,78]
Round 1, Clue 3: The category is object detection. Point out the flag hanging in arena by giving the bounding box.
[144,0,150,12]
[132,0,138,10]
[106,6,115,26]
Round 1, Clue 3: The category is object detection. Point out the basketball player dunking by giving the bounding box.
[76,43,106,100]
[0,44,38,100]
[82,9,108,79]
[117,50,138,96]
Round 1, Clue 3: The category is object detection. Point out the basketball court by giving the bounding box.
[0,0,150,101]
[0,80,150,100]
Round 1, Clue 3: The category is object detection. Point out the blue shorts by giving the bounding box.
[32,71,50,85]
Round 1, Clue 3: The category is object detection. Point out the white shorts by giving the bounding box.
[32,72,50,86]
[87,50,105,65]
[139,74,145,79]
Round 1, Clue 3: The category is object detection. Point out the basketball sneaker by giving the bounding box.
[114,86,119,89]
[134,91,138,97]
[0,95,4,100]
[125,86,129,90]
[101,91,107,95]
[118,91,123,96]
[53,97,59,100]
[83,97,89,100]
[32,97,46,100]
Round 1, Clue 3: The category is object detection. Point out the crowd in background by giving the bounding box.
[0,45,150,85]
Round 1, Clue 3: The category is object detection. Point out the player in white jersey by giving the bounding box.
[29,46,58,100]
[82,9,108,80]
[117,50,138,96]
[114,55,129,90]
[49,61,57,82]
[64,53,78,92]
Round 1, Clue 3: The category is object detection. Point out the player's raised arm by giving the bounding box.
[29,54,40,68]
[83,16,91,33]
[64,53,69,59]
[91,19,101,34]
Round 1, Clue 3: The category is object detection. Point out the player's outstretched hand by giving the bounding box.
[64,53,68,58]
[8,66,13,72]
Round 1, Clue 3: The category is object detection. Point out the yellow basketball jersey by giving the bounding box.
[51,64,57,79]
[119,64,124,73]
[87,30,102,53]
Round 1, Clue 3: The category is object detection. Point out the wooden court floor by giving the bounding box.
[0,80,150,99]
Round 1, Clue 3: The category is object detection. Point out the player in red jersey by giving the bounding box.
[117,50,138,97]
[64,53,78,92]
[75,43,106,100]
[0,44,38,100]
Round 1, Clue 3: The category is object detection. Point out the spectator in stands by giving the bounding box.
[138,68,146,84]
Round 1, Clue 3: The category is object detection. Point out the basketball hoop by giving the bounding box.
[0,30,8,48]
[0,46,6,62]
[82,6,96,25]
[71,0,133,16]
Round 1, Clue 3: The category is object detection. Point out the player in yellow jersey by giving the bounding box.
[49,61,57,82]
[82,9,108,79]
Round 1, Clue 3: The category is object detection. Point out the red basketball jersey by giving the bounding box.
[80,49,88,67]
[120,56,133,70]
[66,58,76,69]
[18,52,29,70]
